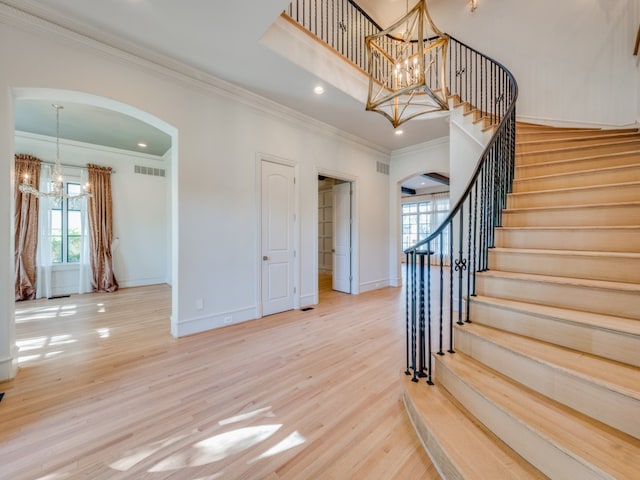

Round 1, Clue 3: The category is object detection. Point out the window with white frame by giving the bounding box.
[402,195,450,253]
[50,182,83,264]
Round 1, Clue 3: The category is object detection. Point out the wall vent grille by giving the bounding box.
[376,161,389,175]
[135,165,166,177]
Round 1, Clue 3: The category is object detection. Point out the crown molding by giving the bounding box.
[390,135,449,159]
[15,130,166,162]
[0,2,391,157]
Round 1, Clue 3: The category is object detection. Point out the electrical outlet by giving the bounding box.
[196,298,204,310]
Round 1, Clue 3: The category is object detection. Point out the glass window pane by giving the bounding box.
[67,236,81,263]
[51,235,62,263]
[67,183,82,210]
[51,210,62,236]
[67,211,82,236]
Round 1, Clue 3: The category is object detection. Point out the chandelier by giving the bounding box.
[365,0,449,128]
[19,104,91,199]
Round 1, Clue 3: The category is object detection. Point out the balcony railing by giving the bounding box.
[284,0,518,385]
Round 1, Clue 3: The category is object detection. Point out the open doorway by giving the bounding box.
[12,89,177,369]
[318,175,352,298]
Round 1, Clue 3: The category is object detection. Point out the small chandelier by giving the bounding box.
[365,0,449,128]
[19,104,91,199]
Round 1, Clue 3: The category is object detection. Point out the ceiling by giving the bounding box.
[5,0,452,154]
[15,100,171,157]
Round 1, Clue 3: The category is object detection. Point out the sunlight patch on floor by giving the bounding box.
[249,430,306,462]
[110,433,190,471]
[148,425,282,472]
[218,406,274,426]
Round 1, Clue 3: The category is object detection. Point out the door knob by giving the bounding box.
[263,255,269,261]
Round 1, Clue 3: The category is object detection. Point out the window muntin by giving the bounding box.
[402,197,450,252]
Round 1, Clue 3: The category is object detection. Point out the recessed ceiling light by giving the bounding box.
[313,85,325,95]
[395,130,403,135]
[138,142,147,148]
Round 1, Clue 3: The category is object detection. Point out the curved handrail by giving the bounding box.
[403,35,518,384]
[283,0,517,386]
[405,37,518,253]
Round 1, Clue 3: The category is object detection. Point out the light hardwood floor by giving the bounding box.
[0,276,440,479]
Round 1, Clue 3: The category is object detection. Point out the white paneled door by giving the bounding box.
[261,160,295,316]
[332,182,352,293]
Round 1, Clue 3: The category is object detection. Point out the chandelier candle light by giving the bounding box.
[19,104,91,200]
[365,0,449,128]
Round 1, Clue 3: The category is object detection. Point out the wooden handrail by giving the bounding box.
[634,24,639,56]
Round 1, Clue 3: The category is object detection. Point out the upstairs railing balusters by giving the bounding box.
[284,0,517,386]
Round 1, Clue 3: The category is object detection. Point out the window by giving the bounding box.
[50,182,83,263]
[402,195,450,253]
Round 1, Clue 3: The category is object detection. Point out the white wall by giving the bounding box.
[389,138,449,286]
[430,0,639,127]
[14,132,169,295]
[0,6,391,379]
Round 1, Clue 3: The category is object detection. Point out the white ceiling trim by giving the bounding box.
[15,130,167,162]
[0,2,391,157]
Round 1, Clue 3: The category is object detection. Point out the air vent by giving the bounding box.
[135,165,166,177]
[376,161,389,175]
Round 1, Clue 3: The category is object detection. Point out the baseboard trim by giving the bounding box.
[359,278,390,293]
[173,305,258,337]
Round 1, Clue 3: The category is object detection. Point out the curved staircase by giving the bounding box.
[404,124,640,479]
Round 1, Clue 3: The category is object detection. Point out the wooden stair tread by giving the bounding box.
[515,148,640,167]
[515,138,640,157]
[503,200,640,213]
[437,353,640,479]
[508,180,640,196]
[471,294,640,337]
[517,128,638,139]
[517,132,640,147]
[402,377,546,479]
[491,247,640,259]
[478,269,640,293]
[497,225,640,232]
[514,162,640,183]
[459,323,640,399]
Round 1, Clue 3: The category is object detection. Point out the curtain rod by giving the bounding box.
[41,160,116,174]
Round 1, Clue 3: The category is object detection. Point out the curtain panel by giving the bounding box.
[87,164,118,293]
[14,155,41,301]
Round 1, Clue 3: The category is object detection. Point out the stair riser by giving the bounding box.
[516,152,640,177]
[495,228,640,253]
[517,129,637,142]
[435,357,606,480]
[488,250,640,283]
[475,275,640,319]
[402,393,463,480]
[516,135,640,154]
[502,204,640,227]
[516,142,640,165]
[507,183,640,209]
[513,165,640,192]
[454,328,640,440]
[468,300,640,367]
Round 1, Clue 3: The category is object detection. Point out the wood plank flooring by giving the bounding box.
[0,277,439,479]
